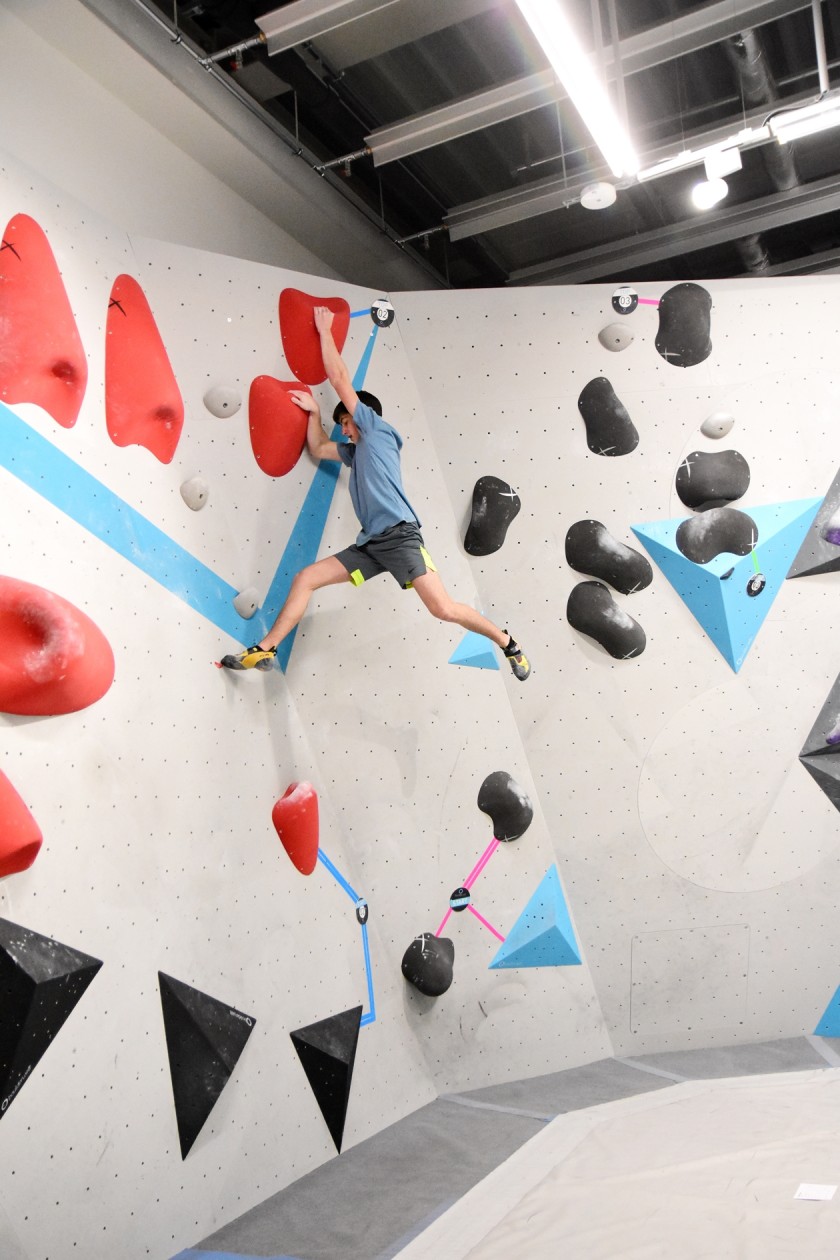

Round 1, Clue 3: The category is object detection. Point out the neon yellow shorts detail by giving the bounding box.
[336,522,435,589]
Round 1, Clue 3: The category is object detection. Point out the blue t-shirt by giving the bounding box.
[337,402,420,545]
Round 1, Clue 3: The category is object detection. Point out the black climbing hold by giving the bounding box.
[611,285,638,315]
[721,567,734,581]
[567,580,646,659]
[402,933,454,997]
[565,520,653,594]
[290,1005,362,1152]
[0,918,102,1119]
[158,972,256,1158]
[477,770,533,841]
[675,450,750,511]
[655,282,712,367]
[577,377,639,457]
[449,887,471,912]
[370,298,394,327]
[355,897,369,925]
[675,507,758,565]
[746,573,766,597]
[464,476,521,556]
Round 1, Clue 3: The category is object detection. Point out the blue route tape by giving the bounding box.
[317,847,375,1027]
[0,402,246,640]
[317,847,359,901]
[360,922,376,1025]
[0,326,379,671]
[249,325,379,670]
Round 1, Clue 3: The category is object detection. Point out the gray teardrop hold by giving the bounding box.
[203,385,242,418]
[700,410,734,439]
[180,476,209,511]
[233,587,260,619]
[598,323,634,352]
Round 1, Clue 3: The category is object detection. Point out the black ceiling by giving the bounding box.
[140,0,840,288]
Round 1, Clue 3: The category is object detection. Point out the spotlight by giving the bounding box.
[691,177,728,210]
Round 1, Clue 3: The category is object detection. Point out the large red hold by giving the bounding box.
[0,769,43,878]
[249,378,311,477]
[279,289,350,385]
[105,274,184,463]
[0,577,115,716]
[0,213,88,428]
[272,782,319,875]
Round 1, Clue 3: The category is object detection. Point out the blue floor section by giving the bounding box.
[172,1252,301,1259]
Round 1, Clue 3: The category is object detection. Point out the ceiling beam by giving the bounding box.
[505,171,840,284]
[443,86,829,240]
[309,0,500,71]
[256,0,402,56]
[364,0,812,166]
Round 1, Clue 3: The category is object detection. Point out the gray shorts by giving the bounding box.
[336,521,437,590]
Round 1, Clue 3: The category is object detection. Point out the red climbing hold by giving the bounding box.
[0,213,88,428]
[279,289,350,385]
[249,377,311,477]
[0,769,43,878]
[105,274,184,463]
[0,577,115,716]
[272,782,319,875]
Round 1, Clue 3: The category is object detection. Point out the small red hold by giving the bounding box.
[279,289,350,385]
[105,274,184,463]
[0,768,43,878]
[272,782,319,875]
[0,577,115,716]
[0,213,88,428]
[249,377,311,476]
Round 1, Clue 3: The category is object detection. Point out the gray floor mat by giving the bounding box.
[190,1038,833,1260]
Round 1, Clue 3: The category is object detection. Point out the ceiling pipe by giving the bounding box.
[724,27,799,272]
[813,0,829,93]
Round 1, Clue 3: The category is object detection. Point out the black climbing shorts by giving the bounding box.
[336,521,437,590]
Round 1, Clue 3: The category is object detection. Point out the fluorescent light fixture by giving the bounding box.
[691,177,728,210]
[769,93,840,142]
[514,0,639,178]
[636,125,769,184]
[704,147,742,180]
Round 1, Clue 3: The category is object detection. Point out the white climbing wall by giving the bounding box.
[0,149,611,1260]
[3,115,840,1260]
[397,281,840,1059]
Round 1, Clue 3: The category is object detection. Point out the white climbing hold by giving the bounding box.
[701,410,735,439]
[203,385,241,418]
[598,323,634,352]
[180,476,209,511]
[233,587,260,619]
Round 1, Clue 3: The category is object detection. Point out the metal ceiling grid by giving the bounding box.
[118,0,840,285]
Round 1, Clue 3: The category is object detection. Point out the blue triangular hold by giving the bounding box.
[815,984,840,1036]
[632,498,820,672]
[448,629,500,671]
[489,865,581,969]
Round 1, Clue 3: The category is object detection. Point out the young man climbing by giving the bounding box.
[221,306,530,680]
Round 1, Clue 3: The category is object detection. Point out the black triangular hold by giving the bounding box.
[799,671,840,760]
[158,972,256,1159]
[290,1005,362,1153]
[0,917,102,1118]
[800,756,840,813]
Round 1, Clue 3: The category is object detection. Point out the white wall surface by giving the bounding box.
[397,281,840,1057]
[3,25,840,1250]
[0,151,609,1259]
